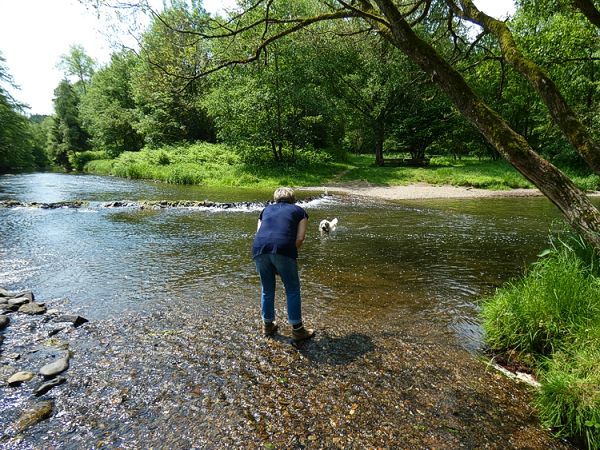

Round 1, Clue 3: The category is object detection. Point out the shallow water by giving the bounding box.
[0,173,572,448]
[0,173,558,344]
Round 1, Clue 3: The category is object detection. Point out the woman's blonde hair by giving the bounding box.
[273,187,296,203]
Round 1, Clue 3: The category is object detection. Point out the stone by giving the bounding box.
[12,290,34,301]
[0,287,10,297]
[14,401,53,432]
[39,355,70,377]
[19,302,47,315]
[0,297,8,304]
[54,314,88,327]
[8,371,35,386]
[48,327,66,337]
[33,377,66,396]
[0,365,18,383]
[8,296,30,307]
[0,304,13,313]
[0,315,8,329]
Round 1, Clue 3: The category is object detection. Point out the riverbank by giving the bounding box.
[300,181,549,200]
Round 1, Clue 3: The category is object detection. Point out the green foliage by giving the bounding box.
[536,346,600,449]
[68,150,109,172]
[131,5,214,146]
[48,79,89,170]
[80,50,143,157]
[481,246,600,357]
[481,230,600,448]
[0,52,39,171]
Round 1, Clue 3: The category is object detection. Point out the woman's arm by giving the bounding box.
[296,218,308,248]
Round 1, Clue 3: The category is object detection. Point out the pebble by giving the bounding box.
[14,401,54,432]
[39,355,70,377]
[54,314,88,327]
[8,297,30,307]
[33,376,66,396]
[0,364,17,382]
[8,371,35,386]
[19,302,47,315]
[0,315,8,329]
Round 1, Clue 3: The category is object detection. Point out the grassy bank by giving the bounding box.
[481,232,600,449]
[82,143,600,191]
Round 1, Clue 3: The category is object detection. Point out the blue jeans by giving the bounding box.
[254,253,302,325]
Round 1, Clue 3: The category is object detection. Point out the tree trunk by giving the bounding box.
[372,0,600,250]
[455,0,600,176]
[374,120,385,166]
[573,0,600,28]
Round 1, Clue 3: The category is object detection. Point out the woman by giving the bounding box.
[252,187,314,341]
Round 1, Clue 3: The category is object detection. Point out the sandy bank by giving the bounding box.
[300,182,547,200]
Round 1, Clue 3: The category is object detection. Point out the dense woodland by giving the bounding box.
[0,0,596,170]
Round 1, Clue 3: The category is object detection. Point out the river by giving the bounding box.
[0,173,573,449]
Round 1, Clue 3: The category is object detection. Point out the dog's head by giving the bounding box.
[320,220,330,232]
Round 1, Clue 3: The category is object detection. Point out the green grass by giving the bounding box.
[481,232,600,448]
[83,144,600,192]
[338,155,535,190]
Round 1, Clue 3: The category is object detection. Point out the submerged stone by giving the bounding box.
[33,376,66,396]
[39,355,70,377]
[19,302,47,315]
[8,371,35,386]
[0,314,9,329]
[14,401,53,432]
[54,314,88,327]
[0,365,18,383]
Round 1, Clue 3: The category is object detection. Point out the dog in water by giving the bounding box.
[319,218,338,234]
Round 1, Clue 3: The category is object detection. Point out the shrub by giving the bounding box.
[536,346,600,449]
[69,150,109,172]
[481,249,600,357]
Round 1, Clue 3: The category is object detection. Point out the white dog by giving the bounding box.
[319,218,338,233]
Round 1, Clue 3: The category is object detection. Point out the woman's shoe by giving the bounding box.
[263,321,278,336]
[292,326,315,342]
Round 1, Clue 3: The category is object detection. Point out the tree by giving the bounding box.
[80,50,144,156]
[58,44,97,94]
[131,4,215,146]
[88,0,600,251]
[0,52,37,171]
[48,80,89,170]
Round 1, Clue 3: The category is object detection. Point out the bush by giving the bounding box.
[481,248,600,357]
[536,346,600,449]
[481,231,600,448]
[69,150,109,172]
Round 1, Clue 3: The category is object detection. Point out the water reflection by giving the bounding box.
[0,173,562,349]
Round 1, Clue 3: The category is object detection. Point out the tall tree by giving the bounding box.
[58,44,97,94]
[80,50,144,156]
[0,52,37,171]
[131,4,214,146]
[48,80,89,170]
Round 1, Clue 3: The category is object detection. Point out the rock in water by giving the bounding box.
[54,314,88,327]
[18,302,47,315]
[39,355,70,377]
[0,365,18,383]
[0,315,8,329]
[8,296,30,307]
[14,401,53,432]
[8,371,35,386]
[33,377,66,396]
